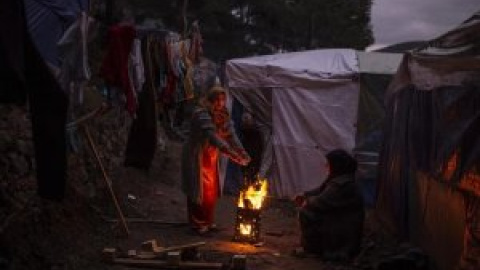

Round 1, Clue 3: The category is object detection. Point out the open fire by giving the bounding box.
[233,178,268,243]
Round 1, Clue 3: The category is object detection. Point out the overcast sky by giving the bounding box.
[368,0,479,50]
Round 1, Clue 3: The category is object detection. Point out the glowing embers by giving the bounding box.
[233,179,268,244]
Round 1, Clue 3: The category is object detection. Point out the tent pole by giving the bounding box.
[83,125,130,237]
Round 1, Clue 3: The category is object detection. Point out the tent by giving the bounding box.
[376,11,480,270]
[225,49,402,198]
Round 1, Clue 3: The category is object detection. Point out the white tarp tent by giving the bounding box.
[225,49,403,197]
[226,49,361,197]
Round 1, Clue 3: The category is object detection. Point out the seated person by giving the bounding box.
[294,149,365,261]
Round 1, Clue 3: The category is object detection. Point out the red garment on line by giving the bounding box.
[161,43,177,105]
[100,24,136,115]
[162,70,177,105]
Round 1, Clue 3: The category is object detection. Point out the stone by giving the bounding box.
[8,153,30,176]
[127,250,137,258]
[15,140,31,155]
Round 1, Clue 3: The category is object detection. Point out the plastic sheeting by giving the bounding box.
[356,51,402,75]
[377,65,480,236]
[24,0,88,66]
[1,0,69,201]
[271,83,359,196]
[377,10,480,269]
[409,174,465,270]
[355,74,392,207]
[228,49,359,89]
[227,49,360,197]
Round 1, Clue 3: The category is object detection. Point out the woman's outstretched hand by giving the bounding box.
[239,152,251,166]
[226,148,251,166]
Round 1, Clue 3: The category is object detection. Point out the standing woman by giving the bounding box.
[182,83,250,234]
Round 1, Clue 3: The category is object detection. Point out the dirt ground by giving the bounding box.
[101,140,335,270]
[0,138,409,270]
[90,140,404,270]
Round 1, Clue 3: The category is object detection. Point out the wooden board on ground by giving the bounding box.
[112,258,223,269]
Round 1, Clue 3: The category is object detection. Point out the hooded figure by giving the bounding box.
[295,149,365,260]
[181,83,250,234]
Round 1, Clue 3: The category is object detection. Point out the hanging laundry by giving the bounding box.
[161,37,178,105]
[100,24,137,116]
[0,0,69,202]
[189,21,203,64]
[130,38,146,93]
[124,34,160,170]
[24,0,88,67]
[57,12,95,106]
[181,40,195,100]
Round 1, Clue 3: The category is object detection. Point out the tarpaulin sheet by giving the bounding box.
[1,0,69,201]
[355,74,392,207]
[271,82,359,197]
[24,0,88,66]
[409,174,465,270]
[227,49,360,197]
[377,10,480,269]
[227,49,359,89]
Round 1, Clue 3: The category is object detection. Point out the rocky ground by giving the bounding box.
[0,98,429,270]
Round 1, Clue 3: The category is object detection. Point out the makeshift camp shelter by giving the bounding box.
[227,49,359,197]
[355,51,403,206]
[25,0,89,67]
[225,49,402,198]
[377,11,480,270]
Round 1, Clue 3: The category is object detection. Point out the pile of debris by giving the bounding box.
[103,239,248,270]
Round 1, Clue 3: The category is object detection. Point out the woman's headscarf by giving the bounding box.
[206,84,226,103]
[197,83,231,138]
[326,149,357,178]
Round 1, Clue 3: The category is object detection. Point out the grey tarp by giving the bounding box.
[227,49,360,197]
[355,73,391,207]
[24,0,88,66]
[376,10,480,270]
[1,0,69,201]
[226,50,403,198]
[354,51,402,207]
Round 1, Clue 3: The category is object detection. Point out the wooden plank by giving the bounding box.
[159,242,206,253]
[112,258,223,269]
[114,242,205,260]
[106,218,188,226]
[141,239,163,252]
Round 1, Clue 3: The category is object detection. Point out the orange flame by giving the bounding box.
[239,223,252,235]
[237,178,268,209]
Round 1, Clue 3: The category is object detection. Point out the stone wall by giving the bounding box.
[0,105,35,207]
[0,88,132,208]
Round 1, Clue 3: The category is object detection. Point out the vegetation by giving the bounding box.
[99,0,373,61]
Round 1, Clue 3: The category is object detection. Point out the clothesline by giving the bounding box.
[135,27,168,39]
[66,103,110,130]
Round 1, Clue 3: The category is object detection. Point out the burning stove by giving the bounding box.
[233,178,268,244]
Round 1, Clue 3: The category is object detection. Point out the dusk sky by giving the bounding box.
[368,0,479,50]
